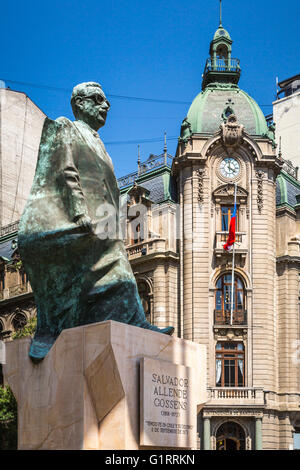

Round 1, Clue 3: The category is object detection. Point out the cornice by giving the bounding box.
[276,255,300,266]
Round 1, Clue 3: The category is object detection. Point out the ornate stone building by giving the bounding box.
[119,22,300,450]
[0,22,300,450]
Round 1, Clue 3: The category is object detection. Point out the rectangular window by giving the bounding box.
[221,206,239,232]
[216,342,245,387]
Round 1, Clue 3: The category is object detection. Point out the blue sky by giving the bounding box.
[1,0,300,178]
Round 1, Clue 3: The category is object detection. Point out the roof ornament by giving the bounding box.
[164,132,167,165]
[219,0,222,27]
[222,105,235,122]
[220,114,244,147]
[137,144,141,175]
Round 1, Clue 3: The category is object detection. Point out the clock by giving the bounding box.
[220,157,240,179]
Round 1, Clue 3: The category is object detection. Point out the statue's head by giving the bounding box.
[71,82,110,131]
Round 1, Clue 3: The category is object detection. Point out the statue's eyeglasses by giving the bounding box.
[84,94,110,110]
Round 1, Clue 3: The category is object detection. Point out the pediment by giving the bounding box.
[213,184,248,200]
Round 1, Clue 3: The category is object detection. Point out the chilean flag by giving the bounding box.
[223,202,237,251]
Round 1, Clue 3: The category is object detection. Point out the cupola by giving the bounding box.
[202,1,241,90]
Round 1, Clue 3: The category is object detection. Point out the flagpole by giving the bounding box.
[230,183,237,326]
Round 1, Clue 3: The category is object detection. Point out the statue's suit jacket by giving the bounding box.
[18,117,153,361]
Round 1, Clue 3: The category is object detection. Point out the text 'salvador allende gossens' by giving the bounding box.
[152,373,189,410]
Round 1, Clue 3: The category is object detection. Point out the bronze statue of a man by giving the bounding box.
[18,82,173,362]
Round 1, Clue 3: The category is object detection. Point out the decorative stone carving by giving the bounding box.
[196,168,206,205]
[214,327,248,340]
[220,114,244,147]
[256,170,265,213]
[213,183,248,201]
[179,117,193,145]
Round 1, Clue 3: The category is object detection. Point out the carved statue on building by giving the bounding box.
[220,114,244,147]
[18,82,174,362]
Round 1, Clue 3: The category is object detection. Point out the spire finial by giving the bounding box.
[219,0,222,27]
[164,132,167,164]
[137,144,141,175]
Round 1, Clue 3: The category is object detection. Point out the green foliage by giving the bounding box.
[12,316,37,340]
[14,260,23,271]
[0,386,17,421]
[0,386,17,450]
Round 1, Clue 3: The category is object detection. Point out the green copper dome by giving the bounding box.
[180,23,269,141]
[213,27,231,41]
[181,83,268,139]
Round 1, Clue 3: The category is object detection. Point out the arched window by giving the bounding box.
[215,273,246,325]
[216,342,245,388]
[216,421,246,450]
[12,313,27,332]
[216,44,229,68]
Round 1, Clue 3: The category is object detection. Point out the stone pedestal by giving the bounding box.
[3,321,206,450]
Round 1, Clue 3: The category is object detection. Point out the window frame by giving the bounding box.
[221,205,239,233]
[216,341,245,388]
[215,273,246,325]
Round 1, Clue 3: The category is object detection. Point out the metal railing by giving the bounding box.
[204,58,240,74]
[282,158,299,180]
[118,153,173,189]
[214,309,247,326]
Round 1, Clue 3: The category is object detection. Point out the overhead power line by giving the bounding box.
[104,136,178,146]
[0,78,190,105]
[0,78,273,107]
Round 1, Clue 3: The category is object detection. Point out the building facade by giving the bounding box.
[0,23,300,450]
[273,74,300,169]
[119,23,300,450]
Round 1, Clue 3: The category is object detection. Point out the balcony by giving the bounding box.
[204,58,241,74]
[0,283,32,301]
[214,310,247,326]
[215,232,248,260]
[127,238,167,260]
[202,58,241,89]
[207,387,265,407]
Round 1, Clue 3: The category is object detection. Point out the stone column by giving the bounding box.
[255,417,263,450]
[203,417,211,450]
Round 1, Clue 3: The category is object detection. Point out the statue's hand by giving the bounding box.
[74,214,93,232]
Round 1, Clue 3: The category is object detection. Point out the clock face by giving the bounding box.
[220,158,240,179]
